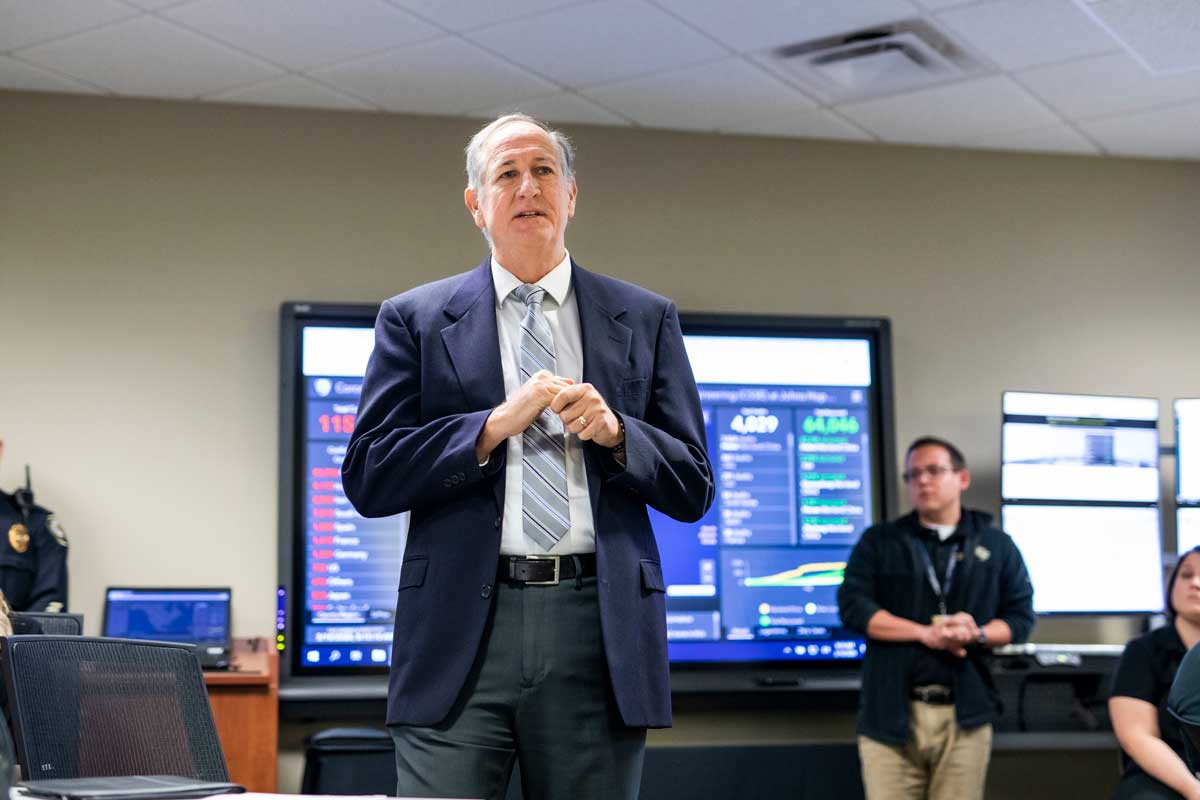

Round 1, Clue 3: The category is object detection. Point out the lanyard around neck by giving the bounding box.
[914,536,963,617]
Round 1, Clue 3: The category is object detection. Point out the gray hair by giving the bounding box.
[464,113,575,195]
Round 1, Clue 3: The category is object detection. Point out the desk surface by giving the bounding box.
[204,639,277,687]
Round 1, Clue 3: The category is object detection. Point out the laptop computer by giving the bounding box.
[102,587,233,670]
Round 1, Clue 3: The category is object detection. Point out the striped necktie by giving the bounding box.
[513,284,570,550]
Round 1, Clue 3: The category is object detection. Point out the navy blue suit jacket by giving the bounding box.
[342,258,714,728]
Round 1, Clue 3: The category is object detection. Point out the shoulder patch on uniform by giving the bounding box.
[46,515,69,548]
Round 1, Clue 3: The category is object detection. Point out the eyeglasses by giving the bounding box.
[902,465,958,483]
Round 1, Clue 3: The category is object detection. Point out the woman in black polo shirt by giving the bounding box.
[1110,546,1200,799]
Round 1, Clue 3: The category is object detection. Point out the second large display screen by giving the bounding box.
[661,328,890,663]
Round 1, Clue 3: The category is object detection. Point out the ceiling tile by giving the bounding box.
[1080,0,1200,74]
[721,107,873,141]
[1018,50,1200,120]
[0,54,99,93]
[0,0,137,51]
[472,92,631,126]
[314,37,558,114]
[464,0,726,89]
[581,58,825,131]
[969,123,1100,155]
[912,0,973,8]
[122,1,194,9]
[206,75,376,110]
[652,0,921,53]
[386,0,586,33]
[935,0,1118,70]
[1077,100,1200,159]
[837,75,1061,145]
[14,15,282,97]
[161,0,442,70]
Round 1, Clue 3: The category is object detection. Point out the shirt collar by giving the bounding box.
[918,526,965,545]
[491,251,572,308]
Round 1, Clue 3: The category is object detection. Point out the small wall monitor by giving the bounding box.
[278,304,897,689]
[1178,399,1200,554]
[1179,507,1200,554]
[1001,391,1160,503]
[1178,399,1200,506]
[1001,504,1164,614]
[1000,390,1162,615]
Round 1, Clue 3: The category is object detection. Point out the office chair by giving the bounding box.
[0,635,230,782]
[301,728,396,795]
[9,612,84,636]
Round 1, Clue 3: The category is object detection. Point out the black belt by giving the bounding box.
[498,554,596,585]
[911,684,955,705]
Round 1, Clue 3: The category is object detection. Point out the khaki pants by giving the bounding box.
[858,701,992,800]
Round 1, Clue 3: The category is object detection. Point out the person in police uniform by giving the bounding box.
[0,439,68,613]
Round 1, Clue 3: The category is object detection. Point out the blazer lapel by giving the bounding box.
[441,258,506,514]
[572,262,632,517]
[442,259,506,411]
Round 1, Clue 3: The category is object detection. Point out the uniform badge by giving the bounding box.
[8,523,30,554]
[975,545,991,562]
[46,515,69,548]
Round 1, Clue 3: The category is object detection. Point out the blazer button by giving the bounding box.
[480,584,492,599]
[494,517,501,529]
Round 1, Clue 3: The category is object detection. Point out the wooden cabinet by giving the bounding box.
[205,638,279,792]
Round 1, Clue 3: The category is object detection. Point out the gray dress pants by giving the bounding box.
[389,574,647,800]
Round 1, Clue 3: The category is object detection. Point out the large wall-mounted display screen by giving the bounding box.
[278,305,896,683]
[661,328,893,664]
[1000,391,1163,615]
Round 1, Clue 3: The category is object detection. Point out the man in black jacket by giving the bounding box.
[838,436,1034,800]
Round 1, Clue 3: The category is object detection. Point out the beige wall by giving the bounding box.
[3,89,1197,646]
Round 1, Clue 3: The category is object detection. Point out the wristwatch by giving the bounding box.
[977,629,988,647]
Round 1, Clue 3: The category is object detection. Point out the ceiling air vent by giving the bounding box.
[769,20,980,101]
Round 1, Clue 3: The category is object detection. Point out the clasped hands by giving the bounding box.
[477,370,623,461]
[919,612,980,658]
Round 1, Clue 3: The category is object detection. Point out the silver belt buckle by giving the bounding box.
[524,554,560,585]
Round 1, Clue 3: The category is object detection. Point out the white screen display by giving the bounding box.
[1002,504,1164,614]
[1001,391,1159,503]
[1178,399,1200,504]
[1178,507,1200,554]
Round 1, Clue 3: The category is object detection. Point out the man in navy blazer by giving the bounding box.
[342,113,714,800]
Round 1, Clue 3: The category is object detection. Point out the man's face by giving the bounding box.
[465,121,576,258]
[904,444,970,518]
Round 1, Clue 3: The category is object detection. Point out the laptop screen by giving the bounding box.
[103,588,232,652]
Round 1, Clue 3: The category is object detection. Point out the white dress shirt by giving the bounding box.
[491,254,596,555]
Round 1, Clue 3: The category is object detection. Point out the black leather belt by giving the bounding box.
[911,684,955,704]
[498,554,596,585]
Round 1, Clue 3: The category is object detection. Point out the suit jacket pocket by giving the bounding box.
[398,556,429,590]
[620,377,649,416]
[640,559,666,593]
